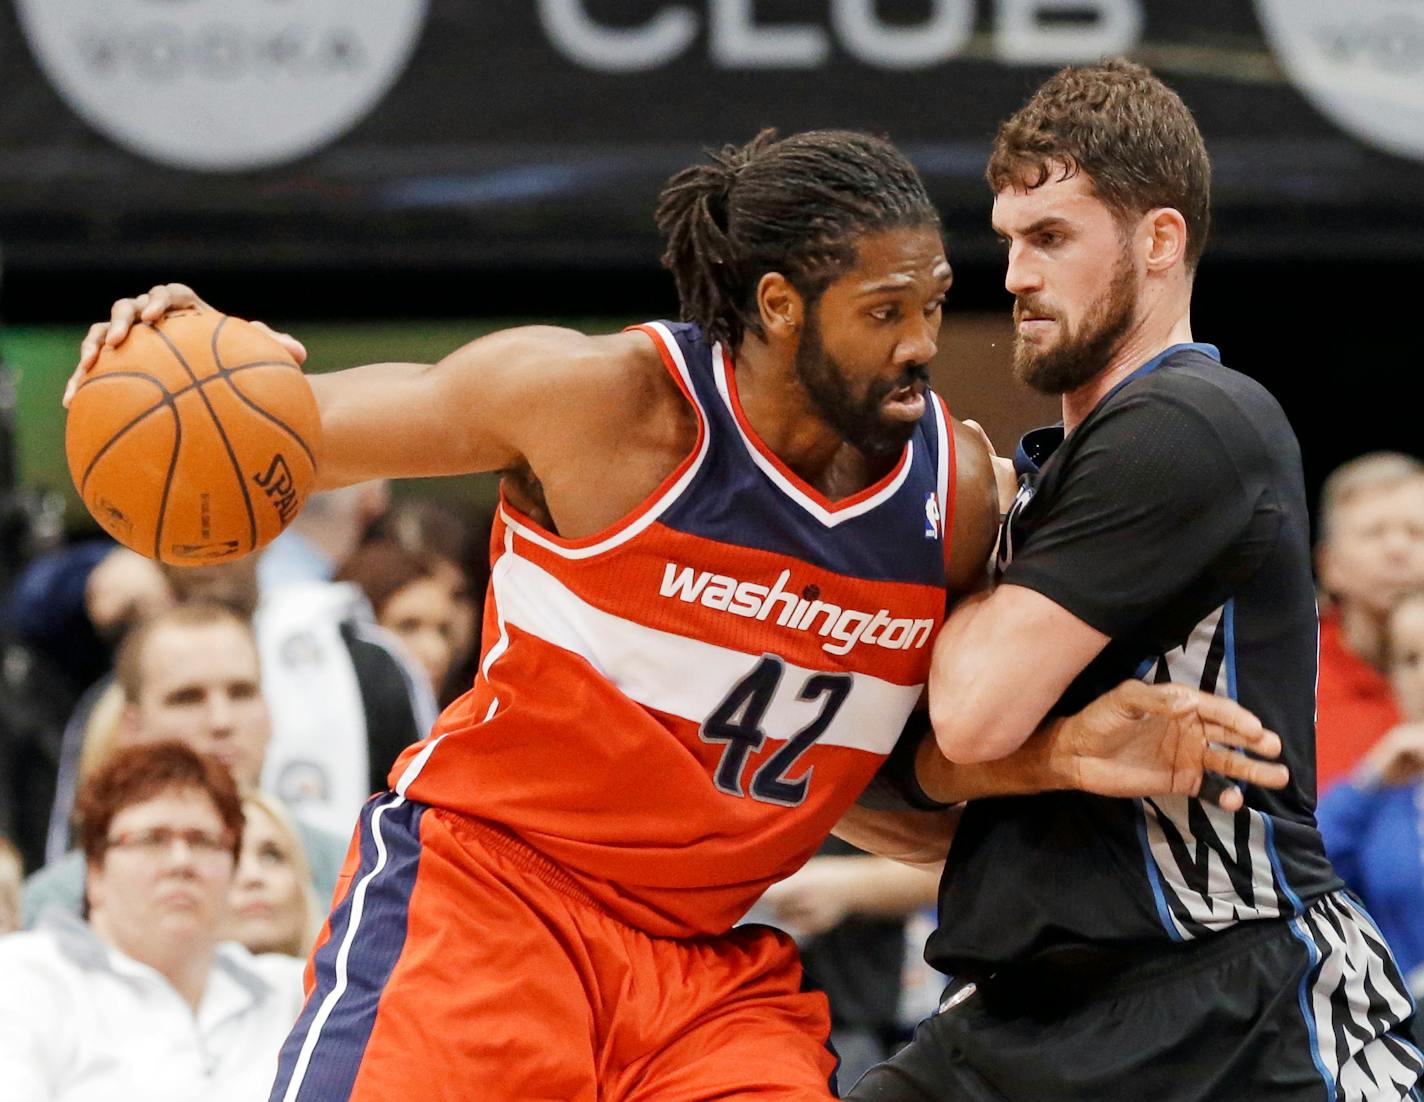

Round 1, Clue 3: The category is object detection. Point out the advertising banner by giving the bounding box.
[0,0,1419,269]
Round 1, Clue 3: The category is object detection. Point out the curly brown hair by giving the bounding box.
[77,741,244,867]
[986,58,1211,270]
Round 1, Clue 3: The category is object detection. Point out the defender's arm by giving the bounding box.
[842,680,1287,865]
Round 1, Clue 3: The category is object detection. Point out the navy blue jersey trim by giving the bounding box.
[651,321,950,587]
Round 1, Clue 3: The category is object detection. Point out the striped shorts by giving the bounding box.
[849,890,1422,1101]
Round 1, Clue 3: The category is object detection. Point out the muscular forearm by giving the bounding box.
[918,679,1287,813]
[914,718,1069,803]
[307,325,601,491]
[309,363,474,490]
[928,586,1109,764]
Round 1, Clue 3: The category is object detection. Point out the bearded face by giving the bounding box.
[1011,237,1140,396]
[794,302,928,460]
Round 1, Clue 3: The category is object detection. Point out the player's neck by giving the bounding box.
[731,339,849,489]
[1060,311,1194,434]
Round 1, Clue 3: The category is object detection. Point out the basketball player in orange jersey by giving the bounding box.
[69,130,1287,1101]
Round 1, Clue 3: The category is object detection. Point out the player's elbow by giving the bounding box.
[929,698,1025,764]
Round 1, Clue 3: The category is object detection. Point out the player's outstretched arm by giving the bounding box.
[839,681,1287,867]
[65,283,654,491]
[757,855,943,935]
[837,680,1287,871]
[920,679,1287,810]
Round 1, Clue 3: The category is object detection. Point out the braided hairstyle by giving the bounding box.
[655,129,940,348]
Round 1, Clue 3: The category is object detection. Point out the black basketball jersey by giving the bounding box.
[927,343,1342,975]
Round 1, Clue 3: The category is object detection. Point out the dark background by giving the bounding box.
[0,0,1419,513]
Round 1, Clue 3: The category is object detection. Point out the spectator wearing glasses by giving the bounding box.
[21,601,346,927]
[0,741,303,1101]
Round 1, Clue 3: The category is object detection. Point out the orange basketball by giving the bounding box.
[65,307,322,566]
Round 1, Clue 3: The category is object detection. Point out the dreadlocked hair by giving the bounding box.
[655,129,940,348]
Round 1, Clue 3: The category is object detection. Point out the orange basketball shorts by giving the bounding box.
[268,792,840,1101]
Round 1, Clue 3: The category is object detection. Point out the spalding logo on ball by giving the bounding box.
[65,308,323,565]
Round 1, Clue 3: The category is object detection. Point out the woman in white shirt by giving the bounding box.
[0,741,304,1102]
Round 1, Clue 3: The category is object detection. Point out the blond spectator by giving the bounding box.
[225,791,321,958]
[1315,452,1424,788]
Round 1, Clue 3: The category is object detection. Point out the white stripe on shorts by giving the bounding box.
[1295,892,1423,1102]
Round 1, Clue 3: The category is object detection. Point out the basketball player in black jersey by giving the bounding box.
[849,59,1423,1102]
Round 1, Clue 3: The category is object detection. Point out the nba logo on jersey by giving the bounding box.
[924,492,942,540]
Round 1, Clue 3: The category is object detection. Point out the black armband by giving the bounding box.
[856,710,953,812]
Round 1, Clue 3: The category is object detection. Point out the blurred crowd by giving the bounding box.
[0,484,488,1099]
[1312,453,1424,997]
[1,449,1422,1096]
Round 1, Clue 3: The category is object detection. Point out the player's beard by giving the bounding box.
[794,306,927,461]
[1012,243,1139,395]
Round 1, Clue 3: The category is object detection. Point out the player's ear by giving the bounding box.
[1143,207,1188,273]
[756,272,803,342]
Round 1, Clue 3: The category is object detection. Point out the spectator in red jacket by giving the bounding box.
[1315,452,1424,789]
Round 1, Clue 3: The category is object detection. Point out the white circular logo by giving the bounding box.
[17,0,429,172]
[1255,0,1424,162]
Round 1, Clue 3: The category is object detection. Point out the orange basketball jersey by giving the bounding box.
[392,321,956,938]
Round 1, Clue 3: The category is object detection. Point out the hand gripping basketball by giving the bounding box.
[64,303,322,565]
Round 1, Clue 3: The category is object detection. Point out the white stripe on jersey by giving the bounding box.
[931,393,952,542]
[1147,604,1224,688]
[1136,601,1287,936]
[489,549,922,755]
[396,529,519,795]
[1294,892,1423,1102]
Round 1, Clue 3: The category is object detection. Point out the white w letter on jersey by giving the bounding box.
[1137,604,1285,938]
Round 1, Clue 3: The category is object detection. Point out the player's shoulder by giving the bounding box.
[472,323,678,426]
[945,417,999,595]
[491,323,663,382]
[1113,346,1293,451]
[501,323,698,465]
[1133,346,1276,411]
